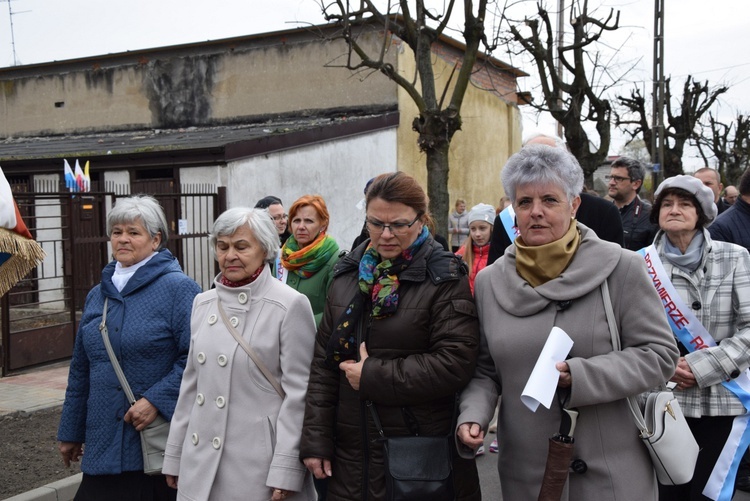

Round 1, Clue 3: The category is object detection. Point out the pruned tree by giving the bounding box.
[501,0,621,180]
[695,112,750,186]
[616,76,728,178]
[315,1,493,234]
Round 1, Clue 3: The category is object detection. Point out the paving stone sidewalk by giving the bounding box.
[0,362,69,417]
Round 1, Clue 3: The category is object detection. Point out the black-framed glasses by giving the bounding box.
[271,214,288,222]
[605,175,631,183]
[365,214,421,236]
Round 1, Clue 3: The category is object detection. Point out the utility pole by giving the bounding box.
[556,0,565,139]
[651,0,665,191]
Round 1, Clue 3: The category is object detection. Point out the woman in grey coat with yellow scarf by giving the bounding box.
[163,208,316,501]
[457,145,679,500]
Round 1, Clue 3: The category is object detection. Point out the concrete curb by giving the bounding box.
[2,474,81,501]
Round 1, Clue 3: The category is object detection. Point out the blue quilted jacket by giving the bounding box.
[57,249,201,475]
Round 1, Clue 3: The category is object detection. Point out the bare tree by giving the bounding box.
[501,1,621,180]
[695,112,750,186]
[616,76,728,178]
[315,1,493,234]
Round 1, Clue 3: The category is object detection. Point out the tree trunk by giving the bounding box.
[412,108,461,240]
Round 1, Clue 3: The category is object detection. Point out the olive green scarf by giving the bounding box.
[515,219,581,287]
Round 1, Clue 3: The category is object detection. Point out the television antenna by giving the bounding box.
[1,0,30,66]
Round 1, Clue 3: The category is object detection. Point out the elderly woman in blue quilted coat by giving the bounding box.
[57,195,201,501]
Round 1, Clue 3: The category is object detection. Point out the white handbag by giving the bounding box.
[601,280,699,485]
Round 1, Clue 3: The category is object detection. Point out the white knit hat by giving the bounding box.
[655,174,718,222]
[467,203,496,225]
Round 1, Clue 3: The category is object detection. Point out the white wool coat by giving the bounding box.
[162,266,316,500]
[458,224,679,501]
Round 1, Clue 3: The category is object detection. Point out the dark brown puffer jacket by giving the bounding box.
[300,238,481,501]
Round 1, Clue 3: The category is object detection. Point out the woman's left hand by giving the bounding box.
[123,397,159,431]
[271,487,292,500]
[339,342,369,390]
[556,361,572,388]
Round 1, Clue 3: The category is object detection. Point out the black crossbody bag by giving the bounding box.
[367,396,457,501]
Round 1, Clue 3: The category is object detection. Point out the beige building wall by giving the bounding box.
[0,32,399,138]
[394,42,523,229]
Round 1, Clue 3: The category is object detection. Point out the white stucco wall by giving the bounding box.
[32,174,64,308]
[226,128,398,250]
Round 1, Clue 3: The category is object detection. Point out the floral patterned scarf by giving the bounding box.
[325,226,430,368]
[281,233,339,278]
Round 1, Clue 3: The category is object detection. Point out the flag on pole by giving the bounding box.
[74,160,86,192]
[0,166,45,297]
[63,159,77,192]
[83,161,91,192]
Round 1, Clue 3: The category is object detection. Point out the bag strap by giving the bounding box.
[367,394,459,439]
[215,296,286,399]
[99,298,137,406]
[601,280,651,437]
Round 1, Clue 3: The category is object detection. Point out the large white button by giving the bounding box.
[217,354,228,366]
[238,292,248,304]
[208,314,217,325]
[191,433,199,445]
[197,352,206,364]
[230,316,239,328]
[216,396,226,408]
[212,437,222,449]
[196,393,205,405]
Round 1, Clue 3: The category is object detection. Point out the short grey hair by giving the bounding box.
[501,144,584,204]
[107,195,169,250]
[210,207,279,264]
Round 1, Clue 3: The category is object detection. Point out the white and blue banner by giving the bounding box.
[639,245,750,500]
[498,205,519,243]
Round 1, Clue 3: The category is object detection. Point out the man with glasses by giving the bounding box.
[255,195,291,245]
[607,157,658,251]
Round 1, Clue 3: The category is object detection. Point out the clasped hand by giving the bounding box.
[123,397,159,431]
[338,342,369,391]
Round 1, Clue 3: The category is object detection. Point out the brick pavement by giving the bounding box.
[0,362,69,416]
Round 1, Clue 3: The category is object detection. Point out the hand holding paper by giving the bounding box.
[521,327,574,412]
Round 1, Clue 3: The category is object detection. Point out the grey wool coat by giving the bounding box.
[162,266,317,501]
[458,223,679,501]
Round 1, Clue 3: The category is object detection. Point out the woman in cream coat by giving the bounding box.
[457,146,679,500]
[163,208,316,501]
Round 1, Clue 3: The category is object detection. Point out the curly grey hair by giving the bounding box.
[210,208,279,264]
[501,144,584,204]
[107,195,169,250]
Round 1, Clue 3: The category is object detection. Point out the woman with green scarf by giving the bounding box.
[274,194,340,328]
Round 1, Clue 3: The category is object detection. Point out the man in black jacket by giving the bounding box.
[487,135,623,265]
[607,157,658,251]
[709,168,750,251]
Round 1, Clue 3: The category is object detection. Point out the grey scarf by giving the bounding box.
[663,231,705,273]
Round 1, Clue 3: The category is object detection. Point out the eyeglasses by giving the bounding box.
[605,175,631,183]
[365,214,421,236]
[271,214,288,222]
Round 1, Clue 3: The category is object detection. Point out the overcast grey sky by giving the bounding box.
[1,0,748,166]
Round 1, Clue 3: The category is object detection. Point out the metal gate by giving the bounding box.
[1,190,223,376]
